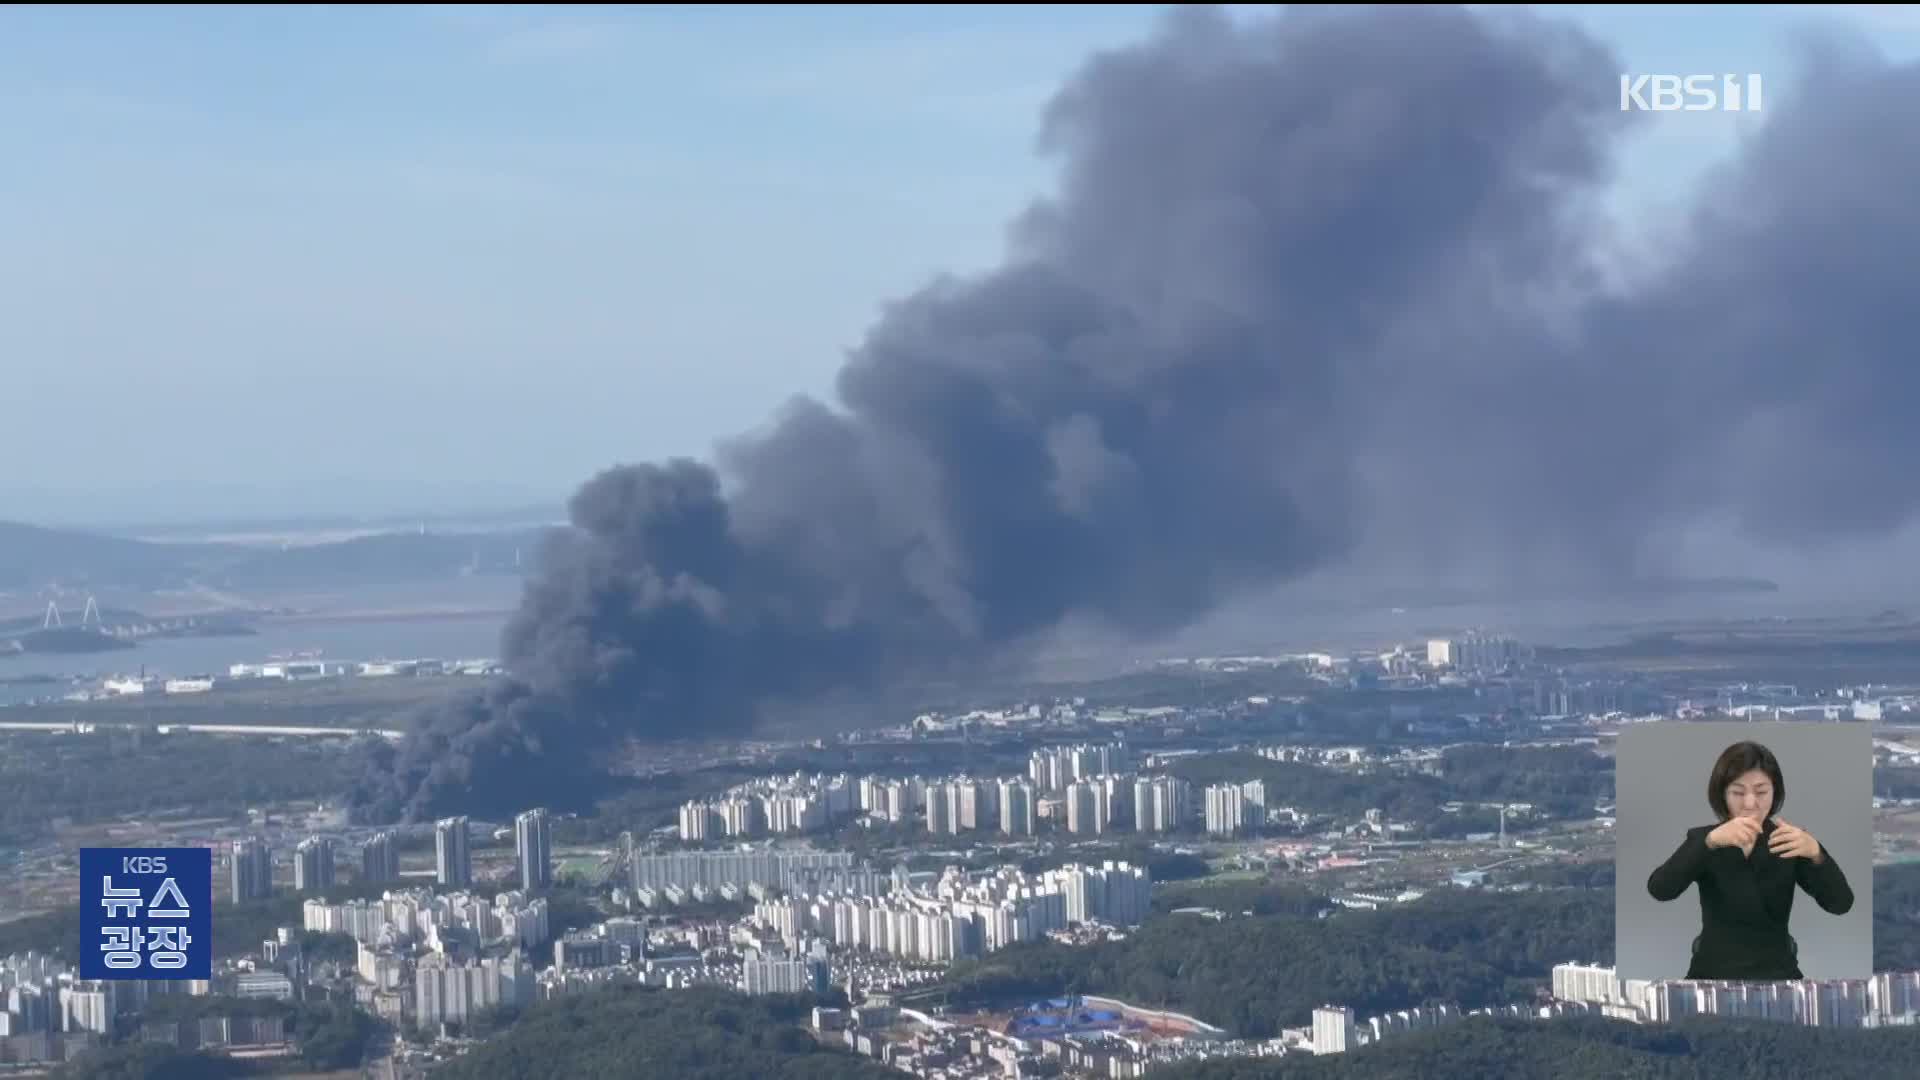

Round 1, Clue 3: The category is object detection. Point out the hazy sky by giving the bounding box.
[4,4,1917,527]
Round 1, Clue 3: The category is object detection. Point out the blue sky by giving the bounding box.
[3,4,1917,527]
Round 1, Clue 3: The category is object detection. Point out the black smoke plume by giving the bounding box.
[352,6,1920,821]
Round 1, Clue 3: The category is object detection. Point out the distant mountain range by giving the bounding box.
[0,519,555,593]
[0,515,1784,626]
[62,503,566,540]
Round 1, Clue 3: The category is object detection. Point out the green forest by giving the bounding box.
[1156,1014,1920,1079]
[938,865,1920,1039]
[939,888,1609,1036]
[0,733,359,844]
[432,985,897,1080]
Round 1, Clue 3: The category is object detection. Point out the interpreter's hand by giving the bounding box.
[1706,816,1764,857]
[1769,819,1823,862]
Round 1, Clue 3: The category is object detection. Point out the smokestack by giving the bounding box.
[353,7,1920,822]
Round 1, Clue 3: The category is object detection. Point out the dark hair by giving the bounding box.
[1707,741,1785,821]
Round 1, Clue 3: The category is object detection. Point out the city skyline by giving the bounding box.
[6,640,1920,1073]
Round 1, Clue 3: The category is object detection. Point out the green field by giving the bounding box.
[557,854,607,879]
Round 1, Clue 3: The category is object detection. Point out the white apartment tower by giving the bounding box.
[999,781,1035,837]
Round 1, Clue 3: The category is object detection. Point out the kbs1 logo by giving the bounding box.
[80,848,212,980]
[1619,74,1764,113]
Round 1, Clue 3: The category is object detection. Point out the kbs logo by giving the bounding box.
[80,847,212,980]
[1620,74,1763,113]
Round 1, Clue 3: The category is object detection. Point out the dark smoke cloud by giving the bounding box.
[352,6,1920,821]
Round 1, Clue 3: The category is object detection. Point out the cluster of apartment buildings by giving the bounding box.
[878,767,1187,839]
[750,861,1153,965]
[302,889,551,952]
[1294,995,1620,1060]
[297,887,551,1027]
[224,808,555,904]
[409,953,536,1029]
[1299,964,1920,1062]
[624,847,908,913]
[1308,1002,1496,1054]
[0,950,290,1064]
[1551,963,1920,1028]
[428,810,554,892]
[739,941,833,996]
[1,951,116,1051]
[677,773,859,841]
[675,743,1307,846]
[1424,633,1526,675]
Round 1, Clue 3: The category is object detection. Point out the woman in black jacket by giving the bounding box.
[1646,740,1855,981]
